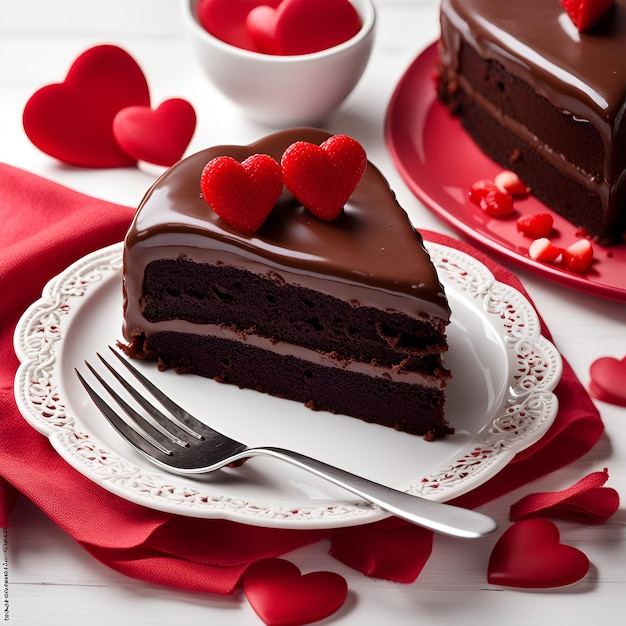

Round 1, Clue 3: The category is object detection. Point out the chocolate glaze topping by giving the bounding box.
[439,0,626,208]
[123,128,449,341]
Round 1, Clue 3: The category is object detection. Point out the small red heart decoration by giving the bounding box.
[200,153,283,233]
[197,0,282,52]
[330,523,433,583]
[112,98,196,167]
[243,558,348,626]
[281,134,367,221]
[246,0,362,56]
[589,355,626,407]
[488,519,590,588]
[23,45,150,168]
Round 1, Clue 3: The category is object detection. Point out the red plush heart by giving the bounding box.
[510,468,620,524]
[246,0,362,56]
[560,0,614,32]
[23,45,150,168]
[589,355,626,407]
[200,153,283,233]
[281,134,367,221]
[243,558,347,626]
[330,523,433,583]
[197,0,282,52]
[112,98,196,167]
[488,519,590,588]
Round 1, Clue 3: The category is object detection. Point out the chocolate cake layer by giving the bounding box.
[123,128,451,437]
[437,0,626,243]
[135,329,449,438]
[139,257,447,373]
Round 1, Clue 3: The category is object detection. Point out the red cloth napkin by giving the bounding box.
[0,163,603,593]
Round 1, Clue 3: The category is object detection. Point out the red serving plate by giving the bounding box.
[385,43,626,303]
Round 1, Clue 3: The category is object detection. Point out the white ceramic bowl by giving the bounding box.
[182,0,376,126]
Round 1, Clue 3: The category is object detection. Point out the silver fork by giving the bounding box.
[75,347,498,538]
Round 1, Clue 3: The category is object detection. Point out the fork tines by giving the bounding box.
[75,347,206,459]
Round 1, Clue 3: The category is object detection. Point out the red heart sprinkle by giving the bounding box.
[197,0,282,52]
[281,134,367,221]
[468,179,514,218]
[271,0,361,56]
[112,98,196,167]
[494,169,529,197]
[528,237,563,263]
[589,355,626,407]
[488,518,590,588]
[243,558,347,626]
[562,238,594,274]
[200,153,283,233]
[468,179,497,205]
[23,45,150,168]
[330,523,433,583]
[516,213,554,239]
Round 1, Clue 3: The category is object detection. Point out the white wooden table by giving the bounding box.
[2,1,624,624]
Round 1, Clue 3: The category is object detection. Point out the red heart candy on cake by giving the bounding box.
[330,523,433,583]
[560,0,614,32]
[589,355,626,407]
[200,153,283,233]
[247,0,362,56]
[488,519,590,588]
[112,99,196,167]
[23,45,150,168]
[281,134,367,221]
[197,0,282,52]
[243,558,348,626]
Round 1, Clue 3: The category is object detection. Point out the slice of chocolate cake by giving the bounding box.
[437,0,626,244]
[122,128,451,438]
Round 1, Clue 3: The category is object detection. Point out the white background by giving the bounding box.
[2,1,625,624]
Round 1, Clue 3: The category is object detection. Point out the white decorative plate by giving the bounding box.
[14,242,562,529]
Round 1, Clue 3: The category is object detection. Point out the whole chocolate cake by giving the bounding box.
[122,128,452,439]
[437,0,626,244]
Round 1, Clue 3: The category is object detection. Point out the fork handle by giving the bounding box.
[242,447,497,538]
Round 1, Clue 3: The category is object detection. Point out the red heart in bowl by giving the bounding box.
[243,558,347,626]
[589,355,626,407]
[23,45,150,168]
[113,99,196,167]
[245,5,280,54]
[246,0,362,56]
[197,0,281,52]
[488,518,589,588]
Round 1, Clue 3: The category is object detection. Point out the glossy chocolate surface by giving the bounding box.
[439,0,626,190]
[123,128,449,341]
